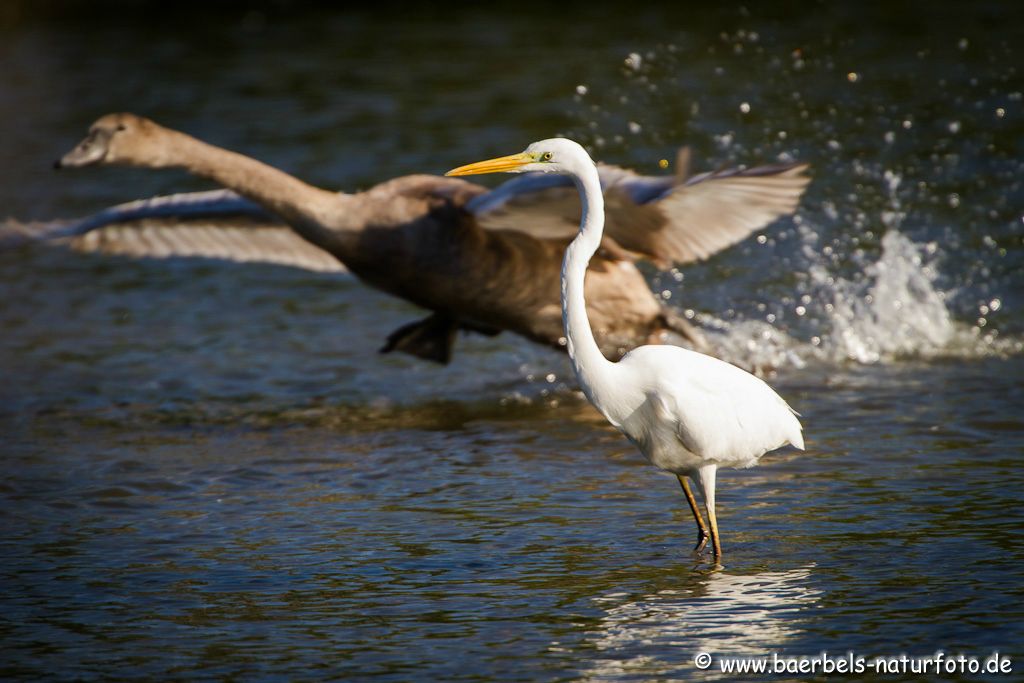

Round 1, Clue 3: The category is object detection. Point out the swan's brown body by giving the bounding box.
[55,113,809,363]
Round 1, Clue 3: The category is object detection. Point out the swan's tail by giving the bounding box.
[656,307,708,352]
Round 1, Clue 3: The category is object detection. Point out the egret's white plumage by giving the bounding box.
[448,138,805,558]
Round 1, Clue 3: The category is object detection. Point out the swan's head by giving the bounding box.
[446,138,594,178]
[56,113,170,169]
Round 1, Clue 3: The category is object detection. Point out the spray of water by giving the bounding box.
[699,172,1020,370]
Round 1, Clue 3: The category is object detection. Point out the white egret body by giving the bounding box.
[448,139,804,557]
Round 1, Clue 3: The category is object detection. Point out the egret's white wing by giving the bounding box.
[470,152,810,267]
[630,346,804,462]
[1,190,346,273]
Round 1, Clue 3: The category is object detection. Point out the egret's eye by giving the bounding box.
[541,152,553,162]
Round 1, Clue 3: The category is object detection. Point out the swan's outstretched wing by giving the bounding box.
[1,190,345,273]
[66,218,346,272]
[609,163,811,267]
[469,148,811,267]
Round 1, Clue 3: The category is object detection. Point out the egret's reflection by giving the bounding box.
[580,565,819,680]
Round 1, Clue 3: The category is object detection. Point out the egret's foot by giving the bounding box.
[693,529,710,553]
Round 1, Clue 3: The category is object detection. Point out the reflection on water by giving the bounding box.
[582,566,819,680]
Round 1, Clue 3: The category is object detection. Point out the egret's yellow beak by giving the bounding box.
[446,152,533,177]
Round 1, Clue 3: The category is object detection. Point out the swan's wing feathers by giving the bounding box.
[468,164,662,240]
[607,162,811,267]
[470,154,809,267]
[0,217,77,247]
[91,188,270,221]
[0,189,271,248]
[374,174,489,207]
[467,173,581,240]
[2,190,345,272]
[69,217,345,272]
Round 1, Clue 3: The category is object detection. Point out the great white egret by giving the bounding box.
[19,113,811,365]
[448,139,805,558]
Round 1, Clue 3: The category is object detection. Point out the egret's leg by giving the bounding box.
[677,474,709,552]
[695,464,722,558]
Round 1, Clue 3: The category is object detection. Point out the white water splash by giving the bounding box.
[816,230,953,363]
[699,227,1020,372]
[690,316,810,373]
[817,171,951,362]
[690,164,1023,371]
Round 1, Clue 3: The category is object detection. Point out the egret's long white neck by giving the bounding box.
[562,163,615,399]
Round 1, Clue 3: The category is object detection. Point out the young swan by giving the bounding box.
[448,138,805,558]
[58,114,767,364]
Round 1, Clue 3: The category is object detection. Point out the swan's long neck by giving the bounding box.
[562,163,616,402]
[159,129,359,252]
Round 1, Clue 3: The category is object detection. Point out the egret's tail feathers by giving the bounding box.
[786,413,806,450]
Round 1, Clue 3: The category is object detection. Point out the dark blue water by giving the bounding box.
[1,3,1022,680]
